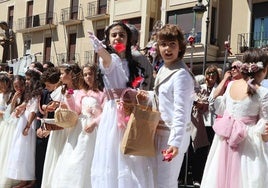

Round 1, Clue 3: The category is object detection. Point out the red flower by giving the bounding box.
[113,43,126,53]
[162,150,173,162]
[67,89,74,95]
[132,76,144,88]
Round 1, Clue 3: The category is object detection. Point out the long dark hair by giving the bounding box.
[59,63,82,94]
[81,63,103,92]
[103,22,143,88]
[24,69,43,102]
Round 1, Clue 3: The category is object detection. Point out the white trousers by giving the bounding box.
[154,129,190,188]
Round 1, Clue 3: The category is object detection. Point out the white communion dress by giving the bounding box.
[41,86,70,188]
[6,98,38,181]
[0,104,20,187]
[201,83,268,188]
[51,93,100,188]
[91,54,155,188]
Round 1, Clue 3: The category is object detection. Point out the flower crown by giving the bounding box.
[240,61,264,74]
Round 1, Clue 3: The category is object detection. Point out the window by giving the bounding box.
[98,0,107,14]
[44,37,52,62]
[26,1,33,28]
[46,0,54,24]
[253,17,268,48]
[70,0,79,19]
[253,2,268,48]
[167,8,202,43]
[68,33,76,62]
[8,6,14,29]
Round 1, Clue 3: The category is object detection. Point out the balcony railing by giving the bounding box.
[238,32,268,53]
[34,55,54,63]
[60,6,83,25]
[56,53,80,64]
[16,12,57,33]
[86,1,109,20]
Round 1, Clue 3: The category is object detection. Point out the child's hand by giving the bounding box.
[23,126,30,136]
[12,91,21,102]
[262,123,268,142]
[88,31,104,52]
[136,90,149,102]
[42,130,50,138]
[46,101,60,112]
[14,103,26,117]
[162,146,179,162]
[84,122,97,133]
[37,127,43,138]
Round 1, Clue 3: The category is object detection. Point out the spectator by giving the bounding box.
[127,24,154,90]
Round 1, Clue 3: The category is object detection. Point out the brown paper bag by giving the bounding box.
[120,104,160,157]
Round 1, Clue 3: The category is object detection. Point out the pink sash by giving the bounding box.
[213,112,257,188]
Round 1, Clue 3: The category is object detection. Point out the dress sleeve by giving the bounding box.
[89,91,106,126]
[211,82,232,116]
[245,89,268,143]
[99,53,122,75]
[65,90,84,115]
[27,98,39,113]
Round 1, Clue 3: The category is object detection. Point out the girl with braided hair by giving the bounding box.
[201,48,268,188]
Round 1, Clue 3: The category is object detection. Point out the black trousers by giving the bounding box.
[179,127,215,184]
[34,136,49,188]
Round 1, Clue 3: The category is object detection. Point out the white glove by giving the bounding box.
[88,31,104,52]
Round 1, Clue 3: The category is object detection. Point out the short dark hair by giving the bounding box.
[41,67,60,84]
[43,61,55,69]
[156,24,187,60]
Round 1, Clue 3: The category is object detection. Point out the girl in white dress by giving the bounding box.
[89,22,155,188]
[0,73,13,138]
[41,63,82,188]
[0,74,25,188]
[7,69,43,188]
[201,48,268,188]
[51,63,105,188]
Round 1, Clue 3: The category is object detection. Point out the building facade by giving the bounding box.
[0,0,267,74]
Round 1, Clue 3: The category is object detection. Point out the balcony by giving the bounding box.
[86,1,110,21]
[16,12,57,33]
[34,55,55,63]
[56,53,80,64]
[59,6,83,26]
[237,32,268,53]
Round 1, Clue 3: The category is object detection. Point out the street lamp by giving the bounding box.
[193,0,210,75]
